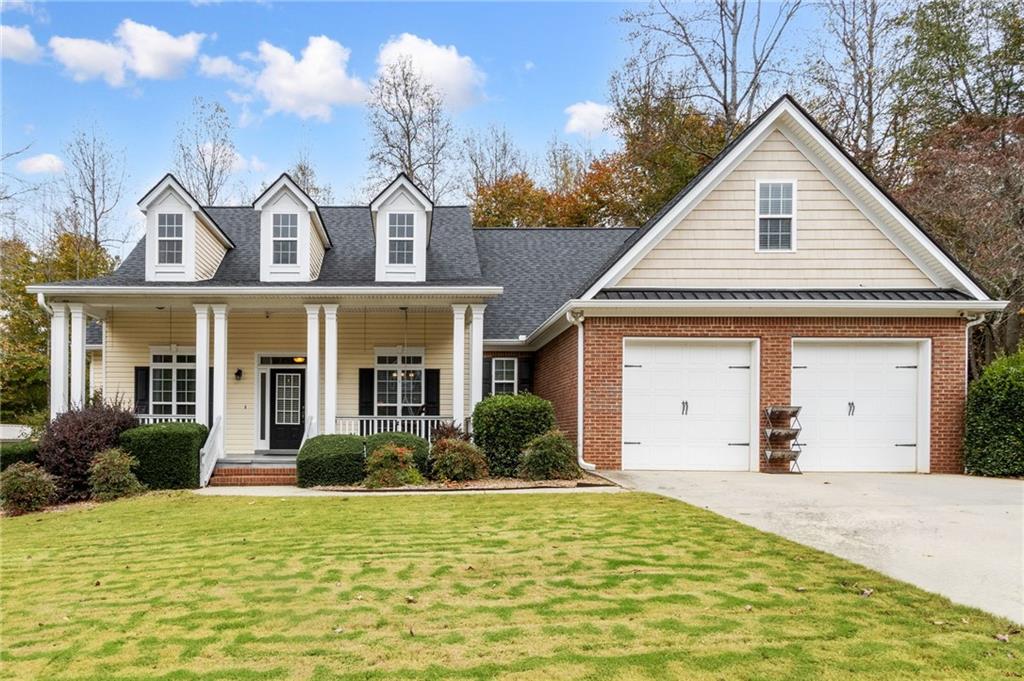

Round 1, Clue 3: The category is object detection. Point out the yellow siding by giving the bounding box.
[310,232,325,280]
[104,308,460,455]
[618,129,935,288]
[195,221,226,280]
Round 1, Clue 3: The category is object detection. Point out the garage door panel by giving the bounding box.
[793,341,921,472]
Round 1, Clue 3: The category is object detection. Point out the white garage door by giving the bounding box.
[622,340,753,470]
[792,341,922,472]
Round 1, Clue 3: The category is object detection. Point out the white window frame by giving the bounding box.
[386,212,415,267]
[491,357,518,395]
[149,345,196,416]
[374,347,425,416]
[271,213,299,267]
[754,179,797,253]
[156,213,184,266]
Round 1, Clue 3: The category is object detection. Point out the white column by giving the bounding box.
[322,304,338,435]
[49,303,69,419]
[193,304,210,427]
[211,304,229,453]
[451,305,467,426]
[304,304,321,438]
[68,303,87,408]
[469,304,486,413]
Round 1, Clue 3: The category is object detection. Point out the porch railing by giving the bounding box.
[199,416,222,487]
[336,415,454,444]
[135,414,197,425]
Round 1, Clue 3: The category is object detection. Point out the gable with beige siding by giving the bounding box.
[195,220,227,280]
[617,129,936,289]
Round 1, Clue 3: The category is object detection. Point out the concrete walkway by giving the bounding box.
[196,485,623,498]
[603,471,1024,623]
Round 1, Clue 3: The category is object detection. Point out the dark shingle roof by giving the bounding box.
[57,206,483,286]
[594,289,975,302]
[474,227,637,339]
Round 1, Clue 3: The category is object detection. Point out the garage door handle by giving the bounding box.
[728,442,749,446]
[623,441,641,445]
[681,400,689,415]
[848,401,856,416]
[894,443,917,447]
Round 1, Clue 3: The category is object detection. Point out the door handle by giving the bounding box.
[848,401,856,416]
[681,400,689,415]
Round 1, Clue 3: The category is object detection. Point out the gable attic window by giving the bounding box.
[388,213,415,265]
[272,213,299,265]
[756,181,795,251]
[157,213,184,264]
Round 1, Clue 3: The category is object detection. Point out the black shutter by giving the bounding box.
[424,369,440,415]
[358,368,374,416]
[133,366,149,414]
[482,358,492,398]
[208,367,214,426]
[517,357,534,394]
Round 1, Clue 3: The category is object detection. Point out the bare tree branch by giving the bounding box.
[173,97,236,205]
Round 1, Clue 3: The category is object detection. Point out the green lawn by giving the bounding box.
[2,492,1020,680]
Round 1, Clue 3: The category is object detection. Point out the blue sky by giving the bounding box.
[2,1,633,213]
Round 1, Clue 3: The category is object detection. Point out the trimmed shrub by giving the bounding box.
[38,404,137,501]
[118,422,208,490]
[965,352,1024,477]
[297,435,366,487]
[364,432,429,477]
[431,421,470,443]
[89,448,145,502]
[364,444,424,488]
[472,393,556,477]
[429,438,488,482]
[1,462,55,515]
[1,440,38,471]
[519,430,581,480]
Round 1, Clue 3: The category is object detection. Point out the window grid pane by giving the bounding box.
[494,359,516,381]
[388,239,414,265]
[158,239,182,264]
[375,353,423,416]
[273,240,297,264]
[758,183,793,216]
[275,374,301,425]
[759,218,792,250]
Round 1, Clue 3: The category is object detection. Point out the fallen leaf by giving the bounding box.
[996,634,1010,643]
[405,595,417,604]
[795,587,807,592]
[860,588,874,598]
[94,581,101,587]
[744,604,753,612]
[333,627,344,634]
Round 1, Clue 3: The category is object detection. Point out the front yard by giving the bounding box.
[2,492,1020,680]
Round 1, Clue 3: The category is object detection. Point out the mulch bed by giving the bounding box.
[314,472,615,493]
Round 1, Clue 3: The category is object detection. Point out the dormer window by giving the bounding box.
[157,214,184,265]
[272,213,299,265]
[388,213,415,265]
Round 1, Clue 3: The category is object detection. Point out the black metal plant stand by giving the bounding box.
[763,405,802,473]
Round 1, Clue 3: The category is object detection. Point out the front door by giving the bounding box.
[269,369,305,450]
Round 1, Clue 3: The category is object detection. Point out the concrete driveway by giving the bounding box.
[602,471,1024,623]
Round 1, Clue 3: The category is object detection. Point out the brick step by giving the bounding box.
[215,466,296,476]
[209,474,297,486]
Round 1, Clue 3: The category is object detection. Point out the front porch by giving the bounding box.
[47,297,492,485]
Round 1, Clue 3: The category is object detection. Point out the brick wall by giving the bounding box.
[533,326,579,445]
[581,316,966,473]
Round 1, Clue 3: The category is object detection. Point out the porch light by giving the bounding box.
[234,369,243,381]
[292,357,306,364]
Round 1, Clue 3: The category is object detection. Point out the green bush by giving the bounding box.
[89,448,145,502]
[1,440,38,471]
[472,393,556,477]
[1,462,55,515]
[519,430,581,480]
[297,435,366,487]
[364,444,424,488]
[118,423,208,489]
[965,352,1024,477]
[364,432,429,477]
[429,438,488,482]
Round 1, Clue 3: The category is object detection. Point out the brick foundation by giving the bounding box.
[579,316,966,473]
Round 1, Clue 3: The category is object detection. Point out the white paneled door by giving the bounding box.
[621,340,753,470]
[792,341,921,472]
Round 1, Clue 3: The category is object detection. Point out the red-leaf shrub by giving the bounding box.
[429,438,488,482]
[38,404,137,501]
[364,444,424,488]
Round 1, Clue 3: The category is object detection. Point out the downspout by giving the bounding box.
[964,313,985,385]
[37,292,51,315]
[567,309,595,471]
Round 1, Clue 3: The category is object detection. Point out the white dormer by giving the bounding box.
[140,174,233,282]
[254,174,331,282]
[370,174,433,282]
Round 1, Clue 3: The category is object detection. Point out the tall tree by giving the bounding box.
[366,58,456,202]
[464,125,529,194]
[63,125,126,247]
[173,97,236,205]
[804,0,912,187]
[471,173,549,228]
[623,0,802,143]
[288,149,335,204]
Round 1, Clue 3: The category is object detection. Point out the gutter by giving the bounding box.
[566,310,595,471]
[26,284,504,297]
[36,292,51,315]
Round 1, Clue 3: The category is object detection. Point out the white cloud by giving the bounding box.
[523,60,535,72]
[49,19,205,87]
[114,19,204,79]
[17,153,65,174]
[377,33,484,109]
[49,36,127,86]
[1,25,43,63]
[254,36,367,120]
[199,54,253,85]
[564,100,611,136]
[231,152,267,173]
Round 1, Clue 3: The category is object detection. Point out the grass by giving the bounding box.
[1,491,1020,680]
